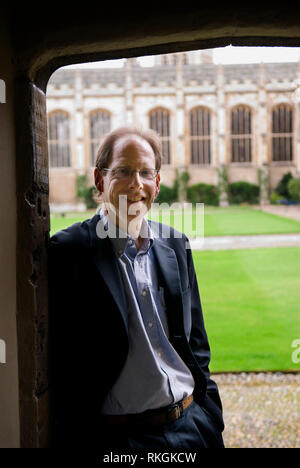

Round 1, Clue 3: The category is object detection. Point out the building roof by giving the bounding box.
[48,61,299,89]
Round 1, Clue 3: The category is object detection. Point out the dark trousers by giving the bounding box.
[100,400,224,452]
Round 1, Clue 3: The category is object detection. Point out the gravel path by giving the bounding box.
[212,373,300,448]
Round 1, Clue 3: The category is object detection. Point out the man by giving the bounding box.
[48,126,224,451]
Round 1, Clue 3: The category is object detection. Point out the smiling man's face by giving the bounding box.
[94,134,160,236]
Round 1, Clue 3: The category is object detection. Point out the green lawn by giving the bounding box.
[50,206,300,237]
[202,206,300,237]
[50,207,300,372]
[193,247,300,372]
[148,205,300,238]
[50,211,94,235]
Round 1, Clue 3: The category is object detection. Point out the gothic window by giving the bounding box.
[149,108,171,164]
[231,106,252,163]
[89,110,111,166]
[189,107,211,165]
[48,111,71,167]
[272,104,293,162]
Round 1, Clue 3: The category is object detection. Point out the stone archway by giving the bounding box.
[6,6,300,447]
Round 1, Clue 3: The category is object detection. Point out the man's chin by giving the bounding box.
[127,200,148,218]
[117,204,147,236]
[103,199,149,236]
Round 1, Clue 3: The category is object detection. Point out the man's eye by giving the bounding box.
[116,168,130,177]
[140,169,152,178]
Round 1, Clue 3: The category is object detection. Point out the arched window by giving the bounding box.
[189,107,211,165]
[149,108,171,164]
[272,104,293,162]
[48,111,71,167]
[89,109,111,166]
[231,106,252,163]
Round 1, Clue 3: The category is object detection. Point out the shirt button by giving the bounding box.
[142,290,147,297]
[148,322,153,328]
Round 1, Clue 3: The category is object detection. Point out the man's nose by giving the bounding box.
[129,170,143,189]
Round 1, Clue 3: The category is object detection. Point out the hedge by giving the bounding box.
[228,181,260,205]
[155,184,177,204]
[186,183,219,206]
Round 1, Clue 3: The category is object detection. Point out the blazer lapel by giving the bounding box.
[88,216,128,333]
[152,238,182,297]
[152,238,184,337]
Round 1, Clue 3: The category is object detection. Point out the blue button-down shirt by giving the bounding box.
[100,211,194,415]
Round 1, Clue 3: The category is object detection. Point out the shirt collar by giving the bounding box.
[96,207,154,257]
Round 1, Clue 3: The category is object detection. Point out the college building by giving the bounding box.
[46,50,300,209]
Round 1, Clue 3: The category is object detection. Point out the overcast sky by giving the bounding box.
[213,46,300,64]
[63,46,300,69]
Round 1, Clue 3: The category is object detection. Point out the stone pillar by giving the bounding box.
[216,65,228,206]
[0,20,20,448]
[258,63,270,204]
[217,65,226,165]
[74,71,84,170]
[258,64,268,166]
[218,165,229,207]
[15,80,51,447]
[258,164,270,205]
[175,54,185,167]
[294,60,300,176]
[176,54,187,202]
[124,58,134,124]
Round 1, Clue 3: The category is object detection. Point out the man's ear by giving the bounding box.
[155,172,160,198]
[94,167,103,194]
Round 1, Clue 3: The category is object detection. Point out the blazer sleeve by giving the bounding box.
[186,243,224,432]
[48,237,75,445]
[48,231,88,446]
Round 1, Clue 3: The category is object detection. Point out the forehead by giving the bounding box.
[111,135,155,165]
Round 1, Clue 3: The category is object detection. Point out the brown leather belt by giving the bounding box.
[102,394,194,426]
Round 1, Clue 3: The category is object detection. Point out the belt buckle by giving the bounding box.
[167,400,183,423]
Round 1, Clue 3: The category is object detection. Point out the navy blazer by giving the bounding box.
[48,214,224,447]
